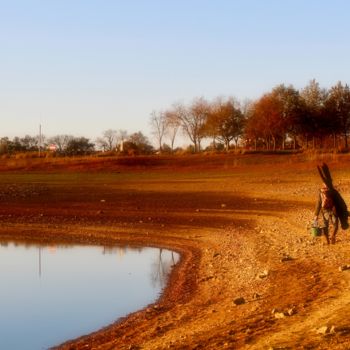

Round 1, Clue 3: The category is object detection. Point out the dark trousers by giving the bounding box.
[321,210,339,244]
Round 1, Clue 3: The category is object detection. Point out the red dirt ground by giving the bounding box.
[1,153,350,349]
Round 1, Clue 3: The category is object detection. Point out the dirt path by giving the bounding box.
[0,162,350,349]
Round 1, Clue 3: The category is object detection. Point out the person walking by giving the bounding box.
[314,182,339,244]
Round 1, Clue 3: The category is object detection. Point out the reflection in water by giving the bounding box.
[36,244,179,287]
[39,246,41,277]
[151,249,178,288]
[0,240,179,350]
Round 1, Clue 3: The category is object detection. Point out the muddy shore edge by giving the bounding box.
[0,225,201,350]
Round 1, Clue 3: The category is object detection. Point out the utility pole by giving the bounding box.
[39,124,42,157]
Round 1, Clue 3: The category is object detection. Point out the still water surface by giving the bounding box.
[0,241,179,350]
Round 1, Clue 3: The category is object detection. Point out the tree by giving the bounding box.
[207,97,244,151]
[149,111,167,152]
[245,86,304,151]
[1,135,42,153]
[96,129,128,152]
[65,137,95,156]
[174,97,210,152]
[244,114,259,150]
[21,135,40,151]
[325,81,350,149]
[203,102,219,149]
[247,93,284,151]
[0,137,10,154]
[8,137,23,153]
[95,129,118,151]
[300,79,328,148]
[123,131,154,155]
[164,109,181,152]
[271,84,304,149]
[48,135,74,154]
[103,129,118,151]
[244,102,258,150]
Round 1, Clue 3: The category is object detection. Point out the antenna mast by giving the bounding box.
[39,124,42,157]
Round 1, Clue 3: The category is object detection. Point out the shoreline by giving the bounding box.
[0,224,201,349]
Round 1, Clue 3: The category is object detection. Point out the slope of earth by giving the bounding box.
[0,155,350,349]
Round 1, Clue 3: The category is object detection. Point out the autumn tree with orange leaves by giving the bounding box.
[245,93,285,151]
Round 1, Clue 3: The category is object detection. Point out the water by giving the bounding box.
[0,241,179,350]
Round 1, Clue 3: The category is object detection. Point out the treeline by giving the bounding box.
[150,79,350,152]
[0,135,94,156]
[0,131,154,157]
[2,79,350,157]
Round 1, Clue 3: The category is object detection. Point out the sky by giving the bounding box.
[1,0,350,143]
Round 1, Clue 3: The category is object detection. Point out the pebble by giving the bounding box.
[316,325,330,335]
[339,265,350,271]
[252,293,261,300]
[233,297,246,306]
[280,255,294,262]
[271,307,296,319]
[287,307,296,316]
[258,270,269,279]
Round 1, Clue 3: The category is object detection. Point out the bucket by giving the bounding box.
[310,226,322,237]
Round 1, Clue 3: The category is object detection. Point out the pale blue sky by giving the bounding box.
[1,0,349,142]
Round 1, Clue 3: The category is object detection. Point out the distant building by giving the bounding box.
[48,144,57,152]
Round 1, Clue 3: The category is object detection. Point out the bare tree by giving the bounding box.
[22,135,42,151]
[95,137,108,151]
[96,129,118,151]
[149,111,167,152]
[150,248,174,288]
[174,97,210,152]
[48,135,74,153]
[164,109,181,151]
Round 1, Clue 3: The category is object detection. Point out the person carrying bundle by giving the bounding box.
[313,163,349,244]
[314,182,338,244]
